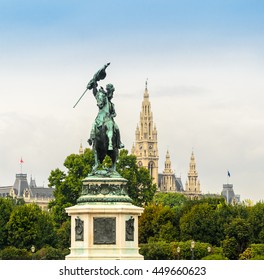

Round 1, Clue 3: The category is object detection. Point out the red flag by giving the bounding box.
[20,158,24,164]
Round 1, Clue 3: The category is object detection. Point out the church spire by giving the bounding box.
[131,81,159,186]
[144,79,149,99]
[160,150,176,192]
[79,142,84,155]
[185,151,201,199]
[164,150,172,173]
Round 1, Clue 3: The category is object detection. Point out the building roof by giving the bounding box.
[0,173,54,200]
[13,173,29,197]
[31,187,54,198]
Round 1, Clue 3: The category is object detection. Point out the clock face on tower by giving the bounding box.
[149,145,153,149]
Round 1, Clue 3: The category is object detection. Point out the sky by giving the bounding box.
[0,0,264,203]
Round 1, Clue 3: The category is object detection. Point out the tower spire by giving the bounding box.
[185,151,201,199]
[79,141,84,155]
[160,150,176,192]
[131,81,159,186]
[144,79,149,99]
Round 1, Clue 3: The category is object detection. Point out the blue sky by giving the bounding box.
[1,0,264,202]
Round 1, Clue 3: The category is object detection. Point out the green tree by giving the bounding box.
[248,202,264,243]
[116,149,156,206]
[224,217,253,254]
[222,237,239,260]
[56,220,71,249]
[48,148,94,224]
[7,203,56,249]
[153,192,187,208]
[180,203,219,245]
[213,201,234,246]
[0,197,15,249]
[139,203,178,243]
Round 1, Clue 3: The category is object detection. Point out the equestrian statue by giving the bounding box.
[73,63,124,176]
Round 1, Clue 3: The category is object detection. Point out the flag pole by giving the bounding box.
[20,157,24,174]
[227,170,231,185]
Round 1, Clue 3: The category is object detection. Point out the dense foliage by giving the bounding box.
[139,193,264,259]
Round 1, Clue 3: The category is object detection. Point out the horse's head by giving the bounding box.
[96,90,107,109]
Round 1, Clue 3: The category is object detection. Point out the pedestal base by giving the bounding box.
[65,176,144,260]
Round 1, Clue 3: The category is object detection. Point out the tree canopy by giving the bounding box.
[7,203,56,249]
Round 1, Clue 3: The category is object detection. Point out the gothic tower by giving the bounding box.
[79,142,84,155]
[131,81,159,186]
[160,150,176,192]
[185,151,201,199]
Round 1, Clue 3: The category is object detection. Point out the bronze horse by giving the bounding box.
[90,89,119,174]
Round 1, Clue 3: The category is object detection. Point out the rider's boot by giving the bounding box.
[119,143,125,149]
[88,138,93,146]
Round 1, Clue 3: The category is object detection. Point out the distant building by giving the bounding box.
[0,173,54,210]
[221,184,240,204]
[131,83,204,198]
[158,150,184,192]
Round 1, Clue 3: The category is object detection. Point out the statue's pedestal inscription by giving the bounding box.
[65,176,144,260]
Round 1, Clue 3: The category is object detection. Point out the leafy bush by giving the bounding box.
[201,254,228,260]
[140,241,172,260]
[35,246,69,260]
[139,241,221,260]
[239,244,264,260]
[0,246,31,260]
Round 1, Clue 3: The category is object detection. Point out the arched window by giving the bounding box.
[148,161,155,179]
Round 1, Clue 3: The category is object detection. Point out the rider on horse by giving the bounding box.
[87,82,124,151]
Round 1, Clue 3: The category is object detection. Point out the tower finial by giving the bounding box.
[144,79,149,99]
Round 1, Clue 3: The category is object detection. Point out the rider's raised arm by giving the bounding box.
[87,78,98,97]
[92,82,98,97]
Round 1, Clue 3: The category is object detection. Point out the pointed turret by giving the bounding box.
[79,142,84,155]
[144,80,149,99]
[159,150,184,192]
[164,150,172,173]
[185,151,201,199]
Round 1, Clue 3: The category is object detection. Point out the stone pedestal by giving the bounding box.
[65,175,144,260]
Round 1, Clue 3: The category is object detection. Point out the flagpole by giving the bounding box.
[20,157,24,174]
